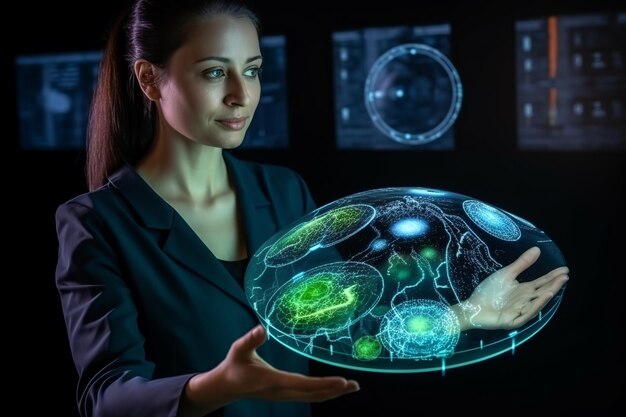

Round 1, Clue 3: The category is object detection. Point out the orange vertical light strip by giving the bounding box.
[548,16,558,127]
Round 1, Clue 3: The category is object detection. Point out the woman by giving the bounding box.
[55,1,568,416]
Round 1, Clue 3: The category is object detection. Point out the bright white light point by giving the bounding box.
[391,218,429,238]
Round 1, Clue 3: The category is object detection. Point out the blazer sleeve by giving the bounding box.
[55,200,193,417]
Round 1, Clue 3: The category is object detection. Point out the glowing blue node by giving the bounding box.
[391,218,429,238]
[371,239,388,251]
[246,187,567,373]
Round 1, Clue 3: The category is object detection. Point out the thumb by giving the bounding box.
[229,324,267,361]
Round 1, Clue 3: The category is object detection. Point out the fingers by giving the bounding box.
[270,378,360,402]
[229,324,267,361]
[274,373,355,392]
[537,271,569,295]
[531,266,569,290]
[512,277,568,328]
[503,246,541,278]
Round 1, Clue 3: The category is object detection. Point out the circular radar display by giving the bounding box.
[246,187,567,373]
[364,43,462,145]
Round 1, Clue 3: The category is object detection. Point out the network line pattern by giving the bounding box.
[245,188,567,373]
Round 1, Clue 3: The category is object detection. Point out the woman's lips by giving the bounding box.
[217,118,247,131]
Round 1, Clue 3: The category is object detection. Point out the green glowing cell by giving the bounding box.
[353,336,382,361]
[266,262,384,335]
[420,247,438,260]
[406,315,432,334]
[265,205,375,267]
[274,273,357,330]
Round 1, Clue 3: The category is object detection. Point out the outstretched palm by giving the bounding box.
[456,247,569,330]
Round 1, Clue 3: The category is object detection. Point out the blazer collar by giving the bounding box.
[107,152,275,311]
[223,152,277,256]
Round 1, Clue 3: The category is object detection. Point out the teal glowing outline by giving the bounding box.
[262,290,564,373]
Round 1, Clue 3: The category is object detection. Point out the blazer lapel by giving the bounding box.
[224,152,278,258]
[108,164,251,309]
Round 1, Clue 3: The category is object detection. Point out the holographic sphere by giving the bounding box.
[245,187,567,373]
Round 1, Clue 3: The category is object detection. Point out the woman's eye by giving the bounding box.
[244,66,263,78]
[203,68,225,79]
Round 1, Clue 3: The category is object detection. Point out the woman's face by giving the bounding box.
[156,15,262,148]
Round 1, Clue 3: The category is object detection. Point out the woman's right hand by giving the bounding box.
[181,325,360,416]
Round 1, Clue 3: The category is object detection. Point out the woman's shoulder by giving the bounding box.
[55,164,147,218]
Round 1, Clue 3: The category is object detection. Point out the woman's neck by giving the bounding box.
[136,134,231,204]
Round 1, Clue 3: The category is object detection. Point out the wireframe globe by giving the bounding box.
[245,187,567,373]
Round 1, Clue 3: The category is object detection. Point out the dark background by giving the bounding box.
[10,1,624,415]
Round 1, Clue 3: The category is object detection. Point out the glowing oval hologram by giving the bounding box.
[265,204,376,267]
[463,200,521,241]
[265,262,384,335]
[245,187,567,373]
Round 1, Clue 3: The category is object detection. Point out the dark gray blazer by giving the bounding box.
[55,152,317,417]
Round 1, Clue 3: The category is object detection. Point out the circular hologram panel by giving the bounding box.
[265,204,376,267]
[266,262,384,335]
[246,187,567,373]
[463,200,521,241]
[364,43,462,145]
[379,299,460,360]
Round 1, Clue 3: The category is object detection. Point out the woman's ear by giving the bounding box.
[134,60,161,101]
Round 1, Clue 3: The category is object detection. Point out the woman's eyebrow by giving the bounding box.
[194,55,263,64]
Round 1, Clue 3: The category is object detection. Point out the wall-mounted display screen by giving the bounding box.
[16,51,101,150]
[333,24,461,150]
[516,13,626,150]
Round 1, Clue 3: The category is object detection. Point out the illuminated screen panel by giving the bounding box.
[16,51,102,150]
[516,13,626,150]
[333,24,461,150]
[15,35,289,151]
[240,34,290,149]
